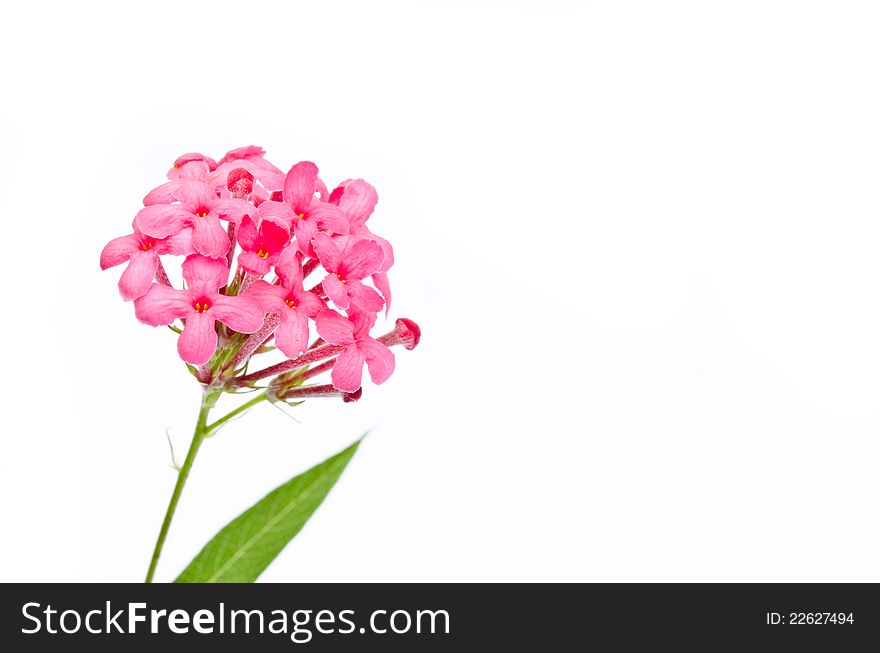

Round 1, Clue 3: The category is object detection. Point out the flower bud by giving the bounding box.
[379,318,421,350]
[227,168,255,198]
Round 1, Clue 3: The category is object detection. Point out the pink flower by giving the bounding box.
[136,180,254,258]
[100,226,192,300]
[282,161,349,257]
[315,309,395,392]
[248,249,324,358]
[145,154,279,206]
[236,211,291,275]
[312,232,385,312]
[329,178,395,311]
[168,152,217,179]
[143,153,219,205]
[218,145,277,170]
[134,255,265,365]
[215,145,285,191]
[206,160,283,198]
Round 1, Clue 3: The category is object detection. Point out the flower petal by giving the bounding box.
[245,279,287,312]
[177,312,218,365]
[210,295,265,334]
[292,217,318,257]
[311,233,341,273]
[274,246,303,288]
[307,199,349,234]
[134,284,193,326]
[236,215,258,251]
[261,218,291,253]
[340,238,385,280]
[172,180,216,210]
[283,161,319,213]
[135,204,191,238]
[372,271,392,315]
[315,308,355,345]
[346,280,384,313]
[274,310,309,358]
[174,152,215,168]
[337,179,378,231]
[211,198,256,224]
[238,249,272,275]
[191,216,231,258]
[118,250,159,300]
[363,228,394,271]
[157,228,194,256]
[360,338,395,385]
[258,200,295,228]
[330,344,366,393]
[349,308,378,338]
[321,273,349,310]
[315,176,330,201]
[181,254,229,294]
[100,234,139,269]
[293,288,325,317]
[143,180,183,206]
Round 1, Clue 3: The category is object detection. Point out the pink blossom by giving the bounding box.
[282,161,349,257]
[142,153,218,205]
[236,210,291,275]
[134,255,265,365]
[103,147,420,393]
[145,149,282,206]
[100,226,192,300]
[135,180,254,258]
[312,232,385,312]
[329,178,395,311]
[168,152,217,179]
[216,145,285,191]
[206,160,283,198]
[247,249,325,358]
[315,309,395,392]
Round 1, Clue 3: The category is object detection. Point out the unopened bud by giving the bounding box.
[227,168,255,198]
[379,318,421,350]
[275,383,362,403]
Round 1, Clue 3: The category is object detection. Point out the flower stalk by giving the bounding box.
[145,387,218,583]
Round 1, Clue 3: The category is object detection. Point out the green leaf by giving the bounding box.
[175,438,362,583]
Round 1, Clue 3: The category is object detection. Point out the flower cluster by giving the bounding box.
[101,146,420,398]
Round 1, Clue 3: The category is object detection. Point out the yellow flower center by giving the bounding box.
[193,301,210,313]
[285,299,297,309]
[196,211,208,218]
[141,241,154,251]
[337,274,347,284]
[256,249,270,259]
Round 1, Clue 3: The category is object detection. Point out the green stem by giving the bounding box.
[145,389,216,583]
[204,392,268,435]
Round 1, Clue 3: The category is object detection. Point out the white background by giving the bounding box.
[1,0,879,582]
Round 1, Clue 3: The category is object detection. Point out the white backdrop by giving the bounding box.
[2,0,879,582]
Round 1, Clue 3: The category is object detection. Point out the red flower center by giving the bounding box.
[337,274,347,284]
[193,300,211,313]
[195,210,209,218]
[256,249,270,259]
[141,241,154,251]
[285,298,296,309]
